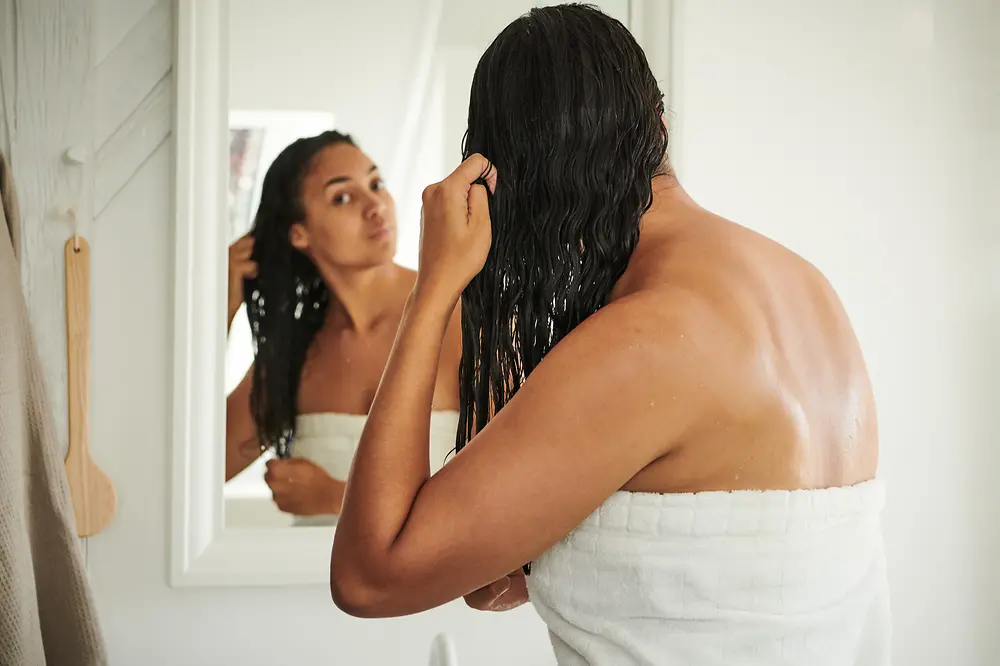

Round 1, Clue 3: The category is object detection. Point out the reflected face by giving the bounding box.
[290,143,397,270]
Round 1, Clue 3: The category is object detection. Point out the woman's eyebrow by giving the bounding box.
[323,165,378,190]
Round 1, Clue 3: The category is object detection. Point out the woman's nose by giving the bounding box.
[363,193,387,220]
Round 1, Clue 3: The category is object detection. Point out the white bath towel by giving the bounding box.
[526,481,890,665]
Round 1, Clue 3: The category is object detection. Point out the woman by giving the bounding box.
[225,130,462,525]
[330,5,888,665]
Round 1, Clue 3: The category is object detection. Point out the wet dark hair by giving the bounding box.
[243,130,355,458]
[457,4,668,452]
[458,4,667,572]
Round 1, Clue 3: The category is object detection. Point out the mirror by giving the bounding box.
[171,0,647,586]
[221,0,635,532]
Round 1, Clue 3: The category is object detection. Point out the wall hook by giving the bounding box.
[59,204,81,251]
[63,146,88,166]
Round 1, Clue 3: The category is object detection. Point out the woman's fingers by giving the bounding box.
[229,235,255,260]
[464,576,511,610]
[464,571,529,612]
[236,259,258,278]
[448,153,497,190]
[468,183,491,227]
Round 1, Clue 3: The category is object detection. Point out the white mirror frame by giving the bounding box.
[170,0,333,587]
[168,0,663,588]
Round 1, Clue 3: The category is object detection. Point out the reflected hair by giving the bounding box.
[243,130,354,458]
[457,3,668,452]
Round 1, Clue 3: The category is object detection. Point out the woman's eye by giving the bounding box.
[333,193,351,205]
[371,179,386,192]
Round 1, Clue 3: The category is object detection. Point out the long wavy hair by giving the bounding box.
[457,3,668,460]
[243,130,355,458]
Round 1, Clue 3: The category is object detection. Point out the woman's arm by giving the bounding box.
[230,364,347,514]
[437,301,522,613]
[329,155,705,617]
[431,299,463,413]
[226,365,264,481]
[331,290,697,616]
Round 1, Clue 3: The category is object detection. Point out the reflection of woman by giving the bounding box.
[225,131,461,525]
[329,5,888,665]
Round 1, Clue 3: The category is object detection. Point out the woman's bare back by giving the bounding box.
[619,202,877,494]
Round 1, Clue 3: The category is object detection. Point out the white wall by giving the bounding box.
[228,0,427,176]
[670,1,1000,664]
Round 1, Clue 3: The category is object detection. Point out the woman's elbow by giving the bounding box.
[330,559,400,618]
[330,568,379,617]
[330,587,376,618]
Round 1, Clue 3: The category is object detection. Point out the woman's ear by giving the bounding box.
[289,222,310,250]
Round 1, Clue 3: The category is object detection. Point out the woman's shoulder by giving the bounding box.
[588,268,754,388]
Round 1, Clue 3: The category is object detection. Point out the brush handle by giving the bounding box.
[65,236,90,464]
[63,236,117,537]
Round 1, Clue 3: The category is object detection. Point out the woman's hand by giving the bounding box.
[415,154,497,307]
[464,570,530,612]
[227,234,257,331]
[264,458,345,516]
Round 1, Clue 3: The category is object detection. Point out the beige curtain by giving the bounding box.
[0,150,108,665]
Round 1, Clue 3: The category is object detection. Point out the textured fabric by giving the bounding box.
[0,149,108,665]
[0,150,16,263]
[526,481,891,666]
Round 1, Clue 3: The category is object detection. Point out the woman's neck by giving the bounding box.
[640,175,702,236]
[319,262,408,333]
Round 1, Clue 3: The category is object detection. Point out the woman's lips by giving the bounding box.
[369,225,394,240]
